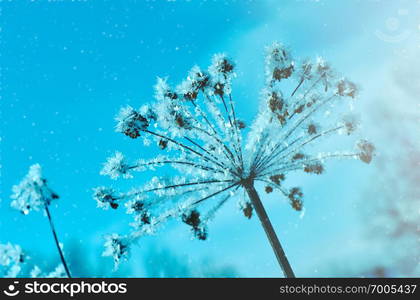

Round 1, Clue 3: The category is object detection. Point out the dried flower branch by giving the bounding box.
[96,42,374,277]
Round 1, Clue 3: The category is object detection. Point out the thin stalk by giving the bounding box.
[44,204,72,278]
[243,181,295,278]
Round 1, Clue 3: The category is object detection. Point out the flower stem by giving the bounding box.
[44,204,72,278]
[244,181,295,278]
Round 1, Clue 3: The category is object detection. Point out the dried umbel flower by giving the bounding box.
[270,174,285,184]
[103,234,131,269]
[97,42,374,277]
[11,164,59,215]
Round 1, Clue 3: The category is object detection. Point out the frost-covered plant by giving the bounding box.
[10,164,72,278]
[96,42,374,277]
[0,242,67,278]
[30,264,67,278]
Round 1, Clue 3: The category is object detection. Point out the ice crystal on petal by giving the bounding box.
[10,164,59,215]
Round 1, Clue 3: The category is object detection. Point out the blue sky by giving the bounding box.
[1,0,419,277]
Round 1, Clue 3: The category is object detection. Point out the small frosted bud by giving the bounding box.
[288,187,303,211]
[265,42,294,81]
[182,210,207,240]
[277,113,288,126]
[213,82,225,96]
[154,77,178,101]
[11,164,58,215]
[0,243,24,267]
[269,174,285,185]
[294,104,305,114]
[93,186,119,210]
[242,202,253,219]
[303,162,324,174]
[357,140,375,164]
[174,113,191,129]
[115,106,149,139]
[316,57,333,91]
[292,153,305,161]
[265,186,273,193]
[298,60,313,80]
[100,152,132,179]
[103,234,130,270]
[268,92,285,113]
[209,54,234,76]
[158,139,168,150]
[194,227,208,240]
[337,79,358,98]
[236,120,246,129]
[342,115,359,135]
[307,123,318,135]
[182,209,201,228]
[125,199,144,214]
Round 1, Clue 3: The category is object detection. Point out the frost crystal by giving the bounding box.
[10,164,59,215]
[97,42,374,269]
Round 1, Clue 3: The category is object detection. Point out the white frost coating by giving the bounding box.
[96,42,373,268]
[100,152,133,179]
[11,164,58,215]
[0,243,24,278]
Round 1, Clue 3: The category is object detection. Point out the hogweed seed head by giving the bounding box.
[97,42,374,268]
[11,164,59,215]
